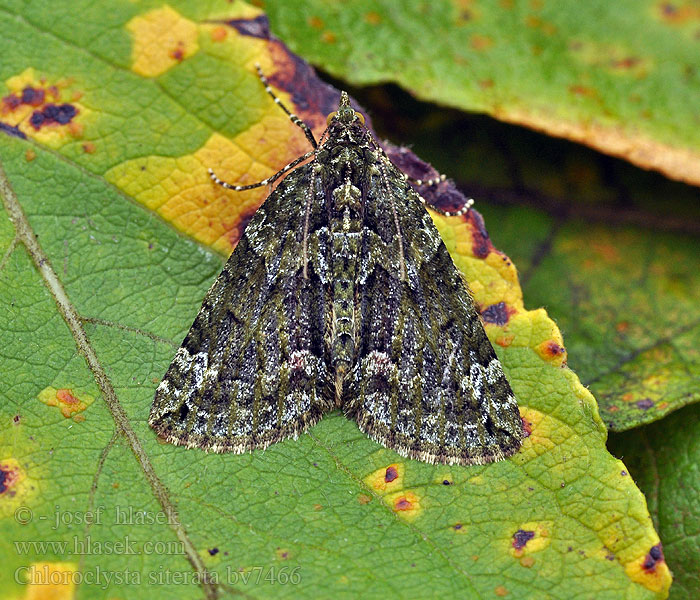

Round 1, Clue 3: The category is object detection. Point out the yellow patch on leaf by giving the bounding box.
[0,458,39,520]
[199,22,276,77]
[516,407,584,468]
[624,544,671,594]
[364,463,404,493]
[430,213,523,308]
[386,490,422,521]
[509,521,552,558]
[38,386,92,419]
[126,6,199,77]
[0,458,24,496]
[2,68,86,146]
[22,562,77,600]
[106,106,310,253]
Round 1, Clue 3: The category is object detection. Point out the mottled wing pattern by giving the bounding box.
[150,167,335,452]
[344,159,523,465]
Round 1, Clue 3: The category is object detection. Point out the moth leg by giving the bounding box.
[208,149,316,191]
[404,174,475,216]
[406,173,446,186]
[255,64,318,149]
[421,197,474,217]
[372,143,473,216]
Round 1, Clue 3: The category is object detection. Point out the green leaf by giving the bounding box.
[264,0,700,185]
[0,2,670,598]
[608,404,700,599]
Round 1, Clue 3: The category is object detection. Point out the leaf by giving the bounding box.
[263,0,700,186]
[0,2,670,598]
[608,404,700,599]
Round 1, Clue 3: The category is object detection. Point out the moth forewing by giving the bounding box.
[150,71,523,465]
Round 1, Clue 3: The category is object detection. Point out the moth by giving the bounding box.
[150,67,523,465]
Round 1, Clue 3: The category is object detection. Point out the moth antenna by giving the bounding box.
[208,149,316,191]
[255,63,318,149]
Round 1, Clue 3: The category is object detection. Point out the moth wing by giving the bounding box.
[150,168,334,452]
[345,167,523,465]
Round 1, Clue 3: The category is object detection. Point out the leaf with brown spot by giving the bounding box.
[0,3,671,599]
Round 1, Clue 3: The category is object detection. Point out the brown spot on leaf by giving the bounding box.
[495,586,509,597]
[0,122,27,139]
[365,11,382,25]
[29,103,78,130]
[308,16,324,29]
[616,321,630,333]
[384,465,398,483]
[525,15,557,34]
[67,121,84,137]
[481,301,514,326]
[0,461,20,495]
[520,556,535,567]
[569,85,598,98]
[495,334,514,347]
[22,86,45,106]
[357,494,372,505]
[512,529,535,550]
[25,149,36,161]
[522,418,533,437]
[38,386,91,419]
[642,544,665,573]
[13,414,21,424]
[227,15,271,39]
[543,341,566,358]
[321,31,336,44]
[82,142,96,154]
[388,490,422,519]
[169,42,185,62]
[275,547,290,560]
[2,93,21,111]
[394,496,413,511]
[610,56,642,71]
[466,210,493,258]
[658,2,700,24]
[470,34,493,50]
[211,26,227,42]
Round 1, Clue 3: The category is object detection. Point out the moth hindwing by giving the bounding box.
[150,72,523,466]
